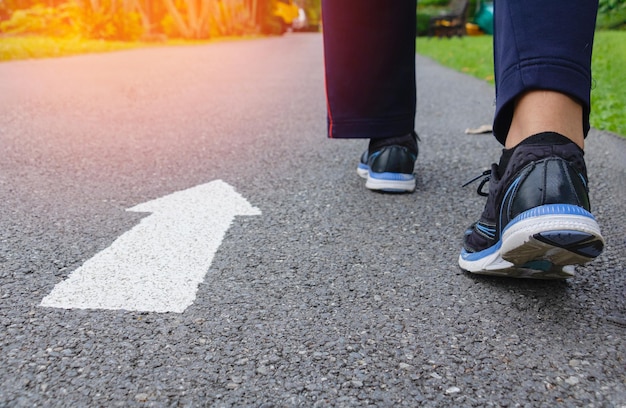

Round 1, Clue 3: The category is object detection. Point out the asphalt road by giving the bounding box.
[0,33,624,407]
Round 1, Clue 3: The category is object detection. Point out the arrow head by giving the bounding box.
[128,180,261,217]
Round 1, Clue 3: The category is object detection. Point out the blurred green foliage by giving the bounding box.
[597,0,626,29]
[418,0,626,35]
[0,1,143,40]
[0,3,81,37]
[0,0,294,40]
[416,0,478,36]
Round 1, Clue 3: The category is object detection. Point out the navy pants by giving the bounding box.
[322,0,598,145]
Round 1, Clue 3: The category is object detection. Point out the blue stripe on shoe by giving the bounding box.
[368,151,382,161]
[502,204,596,235]
[460,240,502,261]
[369,171,414,181]
[476,223,496,239]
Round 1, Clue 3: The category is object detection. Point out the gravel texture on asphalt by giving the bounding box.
[0,33,624,407]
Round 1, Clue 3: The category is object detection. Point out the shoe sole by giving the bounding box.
[357,165,415,193]
[459,204,604,279]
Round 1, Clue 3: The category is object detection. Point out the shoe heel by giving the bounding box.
[501,204,604,267]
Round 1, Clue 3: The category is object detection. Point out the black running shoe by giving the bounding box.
[459,132,604,279]
[357,132,418,192]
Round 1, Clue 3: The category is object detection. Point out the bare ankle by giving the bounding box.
[506,90,585,149]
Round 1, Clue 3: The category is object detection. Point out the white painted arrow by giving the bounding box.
[40,180,261,313]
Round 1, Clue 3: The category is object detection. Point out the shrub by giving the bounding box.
[0,1,144,40]
[597,0,626,29]
[416,0,479,37]
[0,2,82,37]
[79,0,143,40]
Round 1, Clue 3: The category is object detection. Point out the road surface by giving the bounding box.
[0,33,624,407]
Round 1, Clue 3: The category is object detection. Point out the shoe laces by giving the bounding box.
[462,169,492,197]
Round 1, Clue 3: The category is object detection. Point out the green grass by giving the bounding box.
[0,35,255,61]
[416,35,494,83]
[0,36,144,60]
[416,31,626,137]
[589,31,626,136]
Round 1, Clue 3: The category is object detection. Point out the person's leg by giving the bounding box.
[459,0,604,278]
[491,0,597,146]
[322,0,416,140]
[506,90,584,149]
[322,0,419,192]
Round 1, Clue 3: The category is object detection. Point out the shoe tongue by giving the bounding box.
[496,148,514,179]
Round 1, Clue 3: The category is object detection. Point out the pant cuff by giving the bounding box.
[494,59,592,145]
[328,117,415,139]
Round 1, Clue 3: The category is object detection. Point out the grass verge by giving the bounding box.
[0,35,256,62]
[0,36,144,60]
[416,31,626,137]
